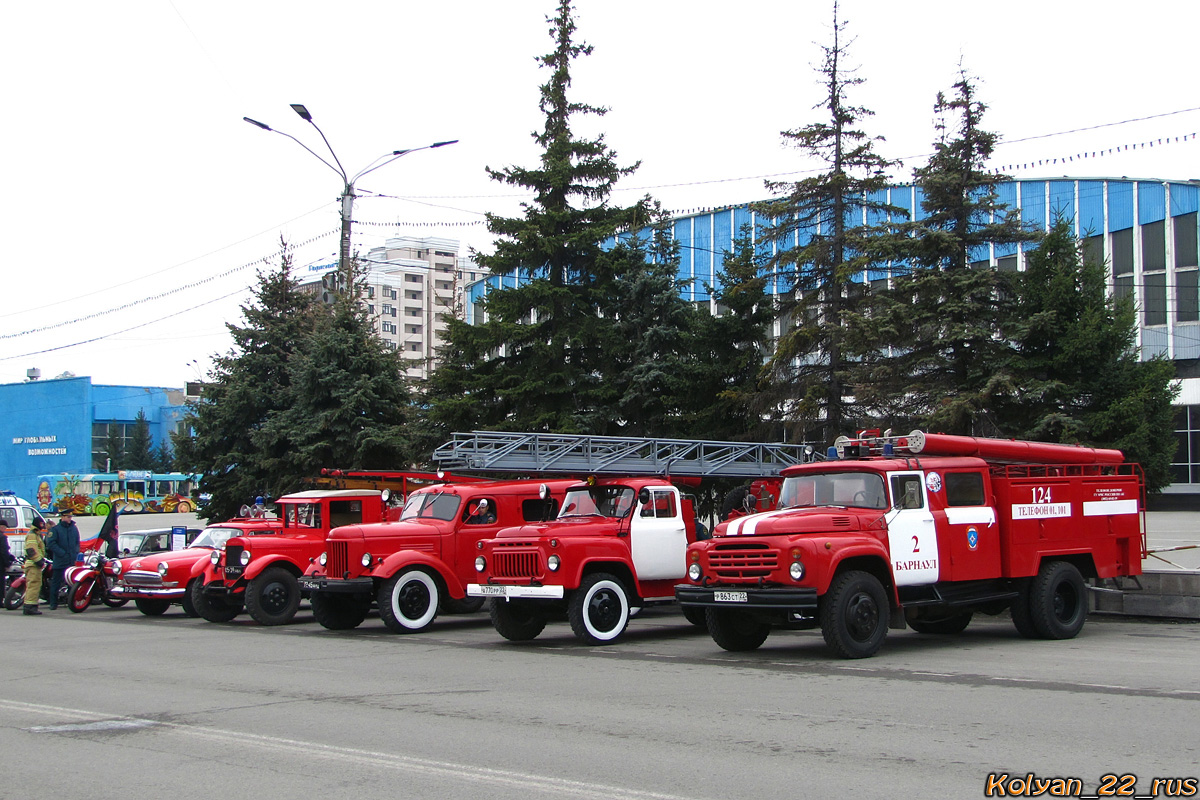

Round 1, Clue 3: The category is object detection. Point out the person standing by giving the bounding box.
[23,518,47,615]
[44,510,80,611]
[0,520,13,596]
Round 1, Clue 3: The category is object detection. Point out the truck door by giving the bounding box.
[936,470,1000,582]
[885,472,939,586]
[630,487,687,581]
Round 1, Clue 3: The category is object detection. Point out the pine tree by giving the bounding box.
[850,70,1038,435]
[1004,218,1178,489]
[103,422,125,471]
[751,1,897,444]
[424,0,651,436]
[151,438,173,472]
[125,410,153,469]
[176,243,318,521]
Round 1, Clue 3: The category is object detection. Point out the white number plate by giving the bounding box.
[475,585,507,596]
[713,591,748,603]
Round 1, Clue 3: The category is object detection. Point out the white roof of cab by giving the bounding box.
[277,489,381,501]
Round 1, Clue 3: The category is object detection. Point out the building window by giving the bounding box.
[1171,405,1200,484]
[382,304,393,316]
[996,255,1018,272]
[1144,272,1167,326]
[1111,228,1134,300]
[1175,212,1198,268]
[406,308,421,317]
[1082,234,1104,268]
[406,274,423,283]
[1179,270,1199,323]
[406,325,422,335]
[406,291,422,300]
[409,343,421,352]
[1142,221,1167,326]
[367,287,375,299]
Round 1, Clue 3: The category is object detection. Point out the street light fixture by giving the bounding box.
[244,105,458,295]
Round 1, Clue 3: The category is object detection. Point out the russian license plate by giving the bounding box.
[713,591,748,603]
[223,565,243,578]
[475,585,506,596]
[299,578,320,591]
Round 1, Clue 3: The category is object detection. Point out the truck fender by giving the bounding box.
[192,558,216,582]
[374,551,462,599]
[242,555,303,582]
[824,545,896,603]
[568,558,638,601]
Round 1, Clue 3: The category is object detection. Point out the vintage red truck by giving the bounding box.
[675,430,1145,659]
[299,479,574,632]
[467,476,708,645]
[193,489,400,625]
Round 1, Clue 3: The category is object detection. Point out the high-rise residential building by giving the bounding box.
[299,236,481,382]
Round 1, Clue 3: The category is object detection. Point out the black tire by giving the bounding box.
[311,591,370,631]
[719,485,751,521]
[1029,561,1088,640]
[245,566,301,626]
[180,579,199,618]
[820,570,889,659]
[68,579,93,613]
[192,580,243,623]
[379,569,440,633]
[682,606,708,627]
[440,596,486,615]
[490,599,546,641]
[134,598,171,616]
[5,583,25,610]
[908,611,973,635]
[102,596,129,608]
[706,607,771,651]
[1010,580,1039,639]
[568,572,631,645]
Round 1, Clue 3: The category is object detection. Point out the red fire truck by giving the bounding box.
[467,476,707,644]
[676,430,1145,658]
[299,479,575,632]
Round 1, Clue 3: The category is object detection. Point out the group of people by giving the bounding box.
[0,511,82,615]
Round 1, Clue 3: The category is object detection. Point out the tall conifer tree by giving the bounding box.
[752,1,896,444]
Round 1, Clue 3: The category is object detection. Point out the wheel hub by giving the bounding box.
[398,582,430,618]
[587,589,620,631]
[846,591,879,641]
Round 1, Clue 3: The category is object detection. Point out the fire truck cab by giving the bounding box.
[468,476,705,645]
[676,431,1145,659]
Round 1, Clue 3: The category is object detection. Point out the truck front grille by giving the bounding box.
[493,551,541,579]
[327,541,349,578]
[709,542,778,579]
[225,545,243,572]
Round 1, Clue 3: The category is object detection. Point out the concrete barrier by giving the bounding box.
[1091,570,1200,619]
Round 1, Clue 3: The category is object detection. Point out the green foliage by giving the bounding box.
[125,410,153,470]
[103,422,124,472]
[751,1,898,443]
[150,438,173,473]
[1003,218,1178,490]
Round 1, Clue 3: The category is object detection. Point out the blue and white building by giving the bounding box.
[465,177,1200,499]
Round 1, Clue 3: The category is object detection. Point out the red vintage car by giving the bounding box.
[109,519,281,616]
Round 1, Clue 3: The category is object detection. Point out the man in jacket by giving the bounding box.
[45,510,80,610]
[0,520,13,594]
[23,519,47,615]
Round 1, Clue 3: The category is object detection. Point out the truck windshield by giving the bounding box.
[189,527,240,550]
[559,486,635,519]
[778,471,887,510]
[401,492,462,521]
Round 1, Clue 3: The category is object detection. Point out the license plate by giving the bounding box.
[299,578,320,591]
[223,566,243,578]
[713,591,748,603]
[475,585,506,596]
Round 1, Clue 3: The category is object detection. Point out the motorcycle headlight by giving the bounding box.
[361,553,373,568]
[687,563,702,581]
[210,550,221,565]
[318,552,327,566]
[86,552,100,568]
[474,556,486,573]
[789,561,805,581]
[110,560,122,575]
[157,562,169,578]
[240,550,251,566]
[547,555,561,572]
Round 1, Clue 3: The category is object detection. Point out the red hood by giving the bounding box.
[118,546,211,572]
[495,516,623,539]
[717,506,875,537]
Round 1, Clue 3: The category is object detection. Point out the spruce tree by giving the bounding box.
[850,71,1038,435]
[176,243,317,521]
[751,1,897,444]
[1005,218,1177,490]
[151,438,174,472]
[125,410,153,470]
[103,422,125,471]
[424,0,650,436]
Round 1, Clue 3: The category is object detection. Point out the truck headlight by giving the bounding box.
[547,555,560,571]
[210,550,220,565]
[158,562,169,578]
[687,563,701,581]
[789,561,805,581]
[474,556,486,573]
[240,551,251,566]
[361,553,373,568]
[318,552,327,566]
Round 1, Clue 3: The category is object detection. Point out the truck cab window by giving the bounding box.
[945,472,986,506]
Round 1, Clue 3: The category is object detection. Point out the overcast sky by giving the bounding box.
[3,0,1198,389]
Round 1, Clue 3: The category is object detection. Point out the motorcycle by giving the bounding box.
[66,551,129,612]
[3,557,68,610]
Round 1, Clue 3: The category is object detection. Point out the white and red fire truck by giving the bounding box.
[676,430,1145,658]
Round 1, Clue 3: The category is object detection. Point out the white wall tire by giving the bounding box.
[379,569,440,633]
[568,573,630,645]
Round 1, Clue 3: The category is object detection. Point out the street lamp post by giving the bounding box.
[244,105,458,294]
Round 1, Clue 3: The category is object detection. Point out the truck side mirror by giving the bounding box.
[637,488,651,506]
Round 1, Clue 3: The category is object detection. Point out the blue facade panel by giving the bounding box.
[1139,182,1166,224]
[1078,181,1106,236]
[888,185,914,221]
[1020,182,1047,232]
[1109,182,1134,231]
[674,218,693,292]
[1048,181,1075,226]
[1170,182,1199,217]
